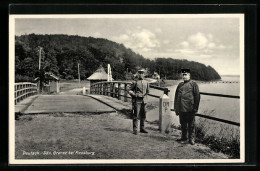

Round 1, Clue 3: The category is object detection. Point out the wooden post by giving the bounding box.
[105,83,109,96]
[159,94,171,133]
[98,84,103,95]
[111,83,115,97]
[38,47,42,70]
[124,83,127,102]
[105,83,108,96]
[118,83,121,100]
[78,63,81,86]
[56,80,60,93]
[103,83,106,95]
[107,83,110,96]
[110,83,113,97]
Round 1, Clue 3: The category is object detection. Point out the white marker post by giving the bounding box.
[82,87,86,95]
[159,94,172,133]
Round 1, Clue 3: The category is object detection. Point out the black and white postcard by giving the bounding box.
[9,12,245,164]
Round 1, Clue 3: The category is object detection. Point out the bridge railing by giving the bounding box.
[90,81,169,102]
[90,81,240,127]
[15,82,38,105]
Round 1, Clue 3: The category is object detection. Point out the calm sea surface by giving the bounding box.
[147,76,241,138]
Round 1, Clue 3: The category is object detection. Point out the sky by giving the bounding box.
[14,15,243,75]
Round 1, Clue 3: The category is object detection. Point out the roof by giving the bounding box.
[34,72,60,81]
[45,72,60,80]
[87,65,109,80]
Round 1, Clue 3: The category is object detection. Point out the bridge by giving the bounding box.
[14,81,239,160]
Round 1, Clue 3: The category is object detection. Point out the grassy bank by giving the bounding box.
[168,110,240,159]
[194,110,240,158]
[60,79,90,92]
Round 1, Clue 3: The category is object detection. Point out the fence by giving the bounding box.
[90,81,169,102]
[15,82,38,105]
[90,81,240,127]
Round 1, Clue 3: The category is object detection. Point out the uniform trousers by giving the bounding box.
[132,100,146,131]
[179,112,195,140]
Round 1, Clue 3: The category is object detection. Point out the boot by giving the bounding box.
[140,118,148,133]
[189,139,195,145]
[140,129,148,133]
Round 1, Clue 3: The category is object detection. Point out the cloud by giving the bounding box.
[155,28,162,33]
[173,32,228,60]
[188,32,209,49]
[180,41,189,48]
[175,49,195,54]
[114,28,160,53]
[93,32,102,37]
[207,42,216,49]
[163,40,170,44]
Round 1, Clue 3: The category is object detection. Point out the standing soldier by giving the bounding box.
[174,68,200,145]
[127,69,150,135]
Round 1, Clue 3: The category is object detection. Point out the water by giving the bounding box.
[146,76,241,139]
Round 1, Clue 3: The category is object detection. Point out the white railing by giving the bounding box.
[15,82,38,104]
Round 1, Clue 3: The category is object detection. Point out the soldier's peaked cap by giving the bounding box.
[181,68,190,73]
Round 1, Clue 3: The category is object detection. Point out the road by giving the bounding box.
[14,88,230,161]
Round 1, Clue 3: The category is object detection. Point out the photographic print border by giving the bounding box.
[6,4,257,167]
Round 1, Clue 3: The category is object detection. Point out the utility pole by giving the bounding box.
[38,47,42,70]
[38,47,43,93]
[158,68,161,87]
[78,62,81,86]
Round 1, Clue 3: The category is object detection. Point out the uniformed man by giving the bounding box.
[127,69,150,135]
[174,68,200,145]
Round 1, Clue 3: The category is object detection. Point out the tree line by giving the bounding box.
[15,34,221,82]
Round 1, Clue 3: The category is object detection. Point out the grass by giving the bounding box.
[165,109,240,158]
[194,110,240,158]
[15,112,228,159]
[60,79,90,92]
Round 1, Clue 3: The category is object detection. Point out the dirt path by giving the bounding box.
[15,112,228,160]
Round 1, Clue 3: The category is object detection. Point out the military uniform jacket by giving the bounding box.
[174,80,200,113]
[127,79,149,103]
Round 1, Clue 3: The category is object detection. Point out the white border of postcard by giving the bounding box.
[9,14,245,164]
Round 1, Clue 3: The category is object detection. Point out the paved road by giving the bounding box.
[24,95,115,114]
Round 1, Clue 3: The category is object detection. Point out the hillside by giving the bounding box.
[15,34,221,82]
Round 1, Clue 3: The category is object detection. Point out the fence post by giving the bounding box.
[112,83,116,97]
[159,94,171,133]
[103,83,106,95]
[106,83,108,96]
[110,82,113,97]
[99,84,102,95]
[107,83,110,96]
[124,83,128,102]
[118,83,121,100]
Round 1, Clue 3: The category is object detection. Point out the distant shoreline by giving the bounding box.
[221,75,240,77]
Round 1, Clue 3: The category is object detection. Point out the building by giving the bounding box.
[87,65,113,87]
[35,72,60,94]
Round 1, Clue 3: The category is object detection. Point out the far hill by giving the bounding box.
[15,34,221,82]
